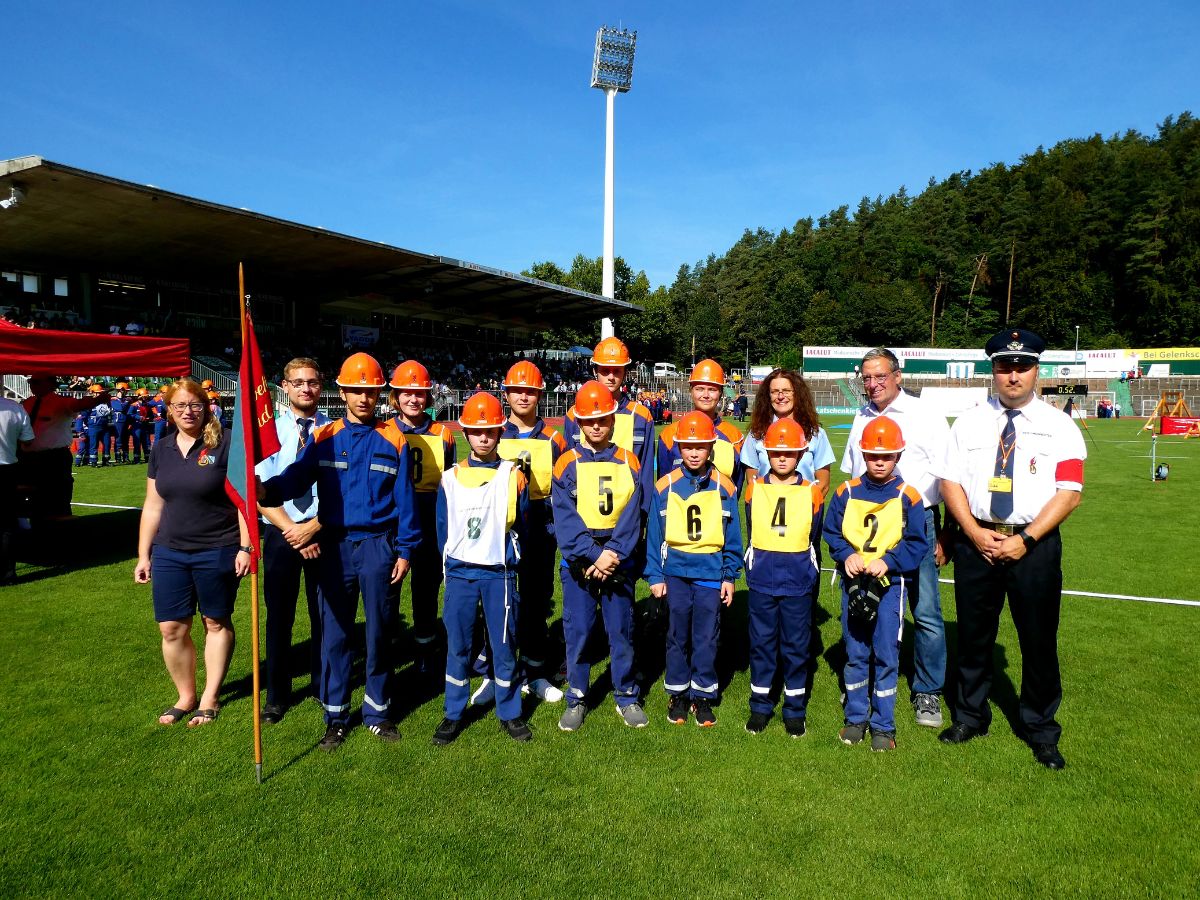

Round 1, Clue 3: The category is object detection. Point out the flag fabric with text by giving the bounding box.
[225,311,281,573]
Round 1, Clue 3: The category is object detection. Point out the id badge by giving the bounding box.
[988,476,1012,493]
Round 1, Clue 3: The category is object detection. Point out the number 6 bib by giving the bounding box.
[664,487,725,555]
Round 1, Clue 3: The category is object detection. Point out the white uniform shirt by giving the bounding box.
[0,398,34,465]
[937,396,1086,525]
[255,408,330,523]
[841,389,950,508]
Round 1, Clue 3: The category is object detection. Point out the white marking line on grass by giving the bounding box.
[71,502,141,510]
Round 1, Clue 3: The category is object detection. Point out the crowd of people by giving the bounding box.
[124,329,1083,771]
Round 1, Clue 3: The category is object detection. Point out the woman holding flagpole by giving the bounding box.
[134,377,251,727]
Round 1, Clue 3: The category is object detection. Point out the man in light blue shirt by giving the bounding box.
[255,358,330,724]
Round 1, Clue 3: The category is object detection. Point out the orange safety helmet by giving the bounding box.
[158,385,169,394]
[335,352,386,388]
[87,384,105,395]
[503,360,545,390]
[390,360,432,390]
[689,359,725,386]
[115,381,130,391]
[592,336,632,368]
[763,419,809,452]
[207,390,221,401]
[135,387,149,398]
[572,380,618,419]
[458,392,505,429]
[674,410,717,444]
[859,416,906,454]
[201,379,214,390]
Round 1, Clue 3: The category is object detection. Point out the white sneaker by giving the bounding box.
[470,678,495,707]
[521,678,564,703]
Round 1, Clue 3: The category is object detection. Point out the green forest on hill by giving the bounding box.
[529,112,1200,367]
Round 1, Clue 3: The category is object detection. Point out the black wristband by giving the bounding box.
[1020,532,1037,551]
[239,545,254,554]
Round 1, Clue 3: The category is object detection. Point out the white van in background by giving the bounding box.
[652,362,678,378]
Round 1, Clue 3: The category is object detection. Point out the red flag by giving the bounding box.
[224,301,281,574]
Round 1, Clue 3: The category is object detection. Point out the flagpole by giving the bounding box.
[240,262,264,785]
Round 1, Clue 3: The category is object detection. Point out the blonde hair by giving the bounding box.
[164,378,222,449]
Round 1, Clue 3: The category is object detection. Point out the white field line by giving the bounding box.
[70,502,142,510]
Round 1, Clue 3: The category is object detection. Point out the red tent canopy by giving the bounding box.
[0,324,190,376]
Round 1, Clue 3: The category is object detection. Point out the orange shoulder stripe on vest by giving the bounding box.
[374,419,406,451]
[714,471,736,495]
[628,401,652,423]
[655,469,685,492]
[553,448,581,479]
[660,423,676,450]
[313,419,344,443]
[613,446,640,472]
[902,484,923,506]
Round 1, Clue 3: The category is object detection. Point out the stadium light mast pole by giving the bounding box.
[591,26,636,300]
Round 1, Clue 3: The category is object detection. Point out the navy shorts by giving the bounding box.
[151,544,239,622]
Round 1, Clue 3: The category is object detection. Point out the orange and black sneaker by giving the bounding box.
[692,698,717,727]
[667,693,690,725]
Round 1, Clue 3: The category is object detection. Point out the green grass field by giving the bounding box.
[2,417,1198,897]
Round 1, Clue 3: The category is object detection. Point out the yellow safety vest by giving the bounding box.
[404,433,447,493]
[612,414,634,454]
[575,460,636,530]
[664,487,725,555]
[451,462,520,530]
[843,493,904,564]
[498,437,554,501]
[750,480,814,552]
[712,439,736,480]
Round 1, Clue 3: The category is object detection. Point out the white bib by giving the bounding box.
[442,461,515,567]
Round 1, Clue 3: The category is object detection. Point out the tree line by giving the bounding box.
[527,112,1200,369]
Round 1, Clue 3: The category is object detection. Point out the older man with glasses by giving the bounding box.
[840,348,951,729]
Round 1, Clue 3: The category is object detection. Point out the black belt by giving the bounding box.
[975,518,1027,536]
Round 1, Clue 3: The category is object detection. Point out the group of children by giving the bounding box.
[73,382,171,467]
[263,339,930,752]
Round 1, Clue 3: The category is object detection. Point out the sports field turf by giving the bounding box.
[2,416,1197,897]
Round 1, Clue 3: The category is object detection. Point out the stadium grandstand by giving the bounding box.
[0,155,634,418]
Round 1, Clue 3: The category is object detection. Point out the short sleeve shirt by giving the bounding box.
[0,398,34,464]
[148,429,239,550]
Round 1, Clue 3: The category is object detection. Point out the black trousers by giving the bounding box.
[0,464,17,579]
[18,447,74,518]
[951,529,1063,743]
[262,522,323,706]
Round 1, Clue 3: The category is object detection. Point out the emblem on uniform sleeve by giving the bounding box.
[1029,457,1037,475]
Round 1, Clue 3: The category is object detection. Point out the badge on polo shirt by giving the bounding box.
[198,448,212,467]
[988,475,1012,493]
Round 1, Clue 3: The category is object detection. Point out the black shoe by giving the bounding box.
[319,722,348,752]
[745,711,770,734]
[1032,742,1066,770]
[500,718,533,742]
[692,698,716,727]
[432,717,463,746]
[783,717,807,738]
[666,693,690,725]
[367,722,401,743]
[939,722,988,744]
[260,703,284,725]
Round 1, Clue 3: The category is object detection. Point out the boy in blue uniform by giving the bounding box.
[656,359,745,494]
[823,416,928,751]
[259,352,420,751]
[73,411,89,467]
[552,382,646,731]
[433,392,533,745]
[151,386,169,447]
[85,385,113,467]
[645,411,743,727]
[743,419,823,737]
[110,382,130,464]
[383,360,456,672]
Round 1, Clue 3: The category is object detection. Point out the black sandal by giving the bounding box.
[159,705,196,725]
[187,708,219,727]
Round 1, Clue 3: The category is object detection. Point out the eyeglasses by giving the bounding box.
[170,402,206,413]
[285,379,322,389]
[770,390,794,397]
[861,374,895,385]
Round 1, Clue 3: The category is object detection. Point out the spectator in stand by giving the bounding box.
[134,377,252,727]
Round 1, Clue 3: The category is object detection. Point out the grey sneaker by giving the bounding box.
[617,703,648,728]
[558,704,586,732]
[839,722,868,745]
[913,693,943,728]
[871,730,897,752]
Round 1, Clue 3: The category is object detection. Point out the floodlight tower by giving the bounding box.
[591,25,637,300]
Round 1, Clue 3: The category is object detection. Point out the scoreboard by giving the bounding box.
[1042,384,1089,396]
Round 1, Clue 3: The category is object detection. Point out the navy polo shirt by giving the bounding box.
[147,429,239,550]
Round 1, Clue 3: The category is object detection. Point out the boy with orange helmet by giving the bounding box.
[822,416,928,752]
[432,392,533,745]
[552,381,646,730]
[382,359,456,671]
[657,359,745,494]
[645,410,743,727]
[742,419,823,737]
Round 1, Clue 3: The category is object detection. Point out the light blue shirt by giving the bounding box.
[740,421,835,482]
[255,408,330,523]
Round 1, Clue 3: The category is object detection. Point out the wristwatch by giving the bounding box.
[1020,532,1038,551]
[239,545,254,554]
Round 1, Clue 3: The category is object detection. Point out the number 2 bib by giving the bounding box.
[843,495,904,564]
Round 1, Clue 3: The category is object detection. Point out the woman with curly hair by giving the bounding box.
[134,377,250,727]
[740,369,835,496]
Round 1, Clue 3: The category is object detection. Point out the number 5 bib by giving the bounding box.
[575,460,636,529]
[664,486,725,555]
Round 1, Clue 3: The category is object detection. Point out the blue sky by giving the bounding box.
[7,1,1198,289]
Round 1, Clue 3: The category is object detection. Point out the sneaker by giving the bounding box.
[523,677,564,703]
[432,717,463,746]
[784,717,807,739]
[319,722,348,752]
[260,703,284,725]
[666,693,690,725]
[839,722,868,745]
[871,730,897,752]
[692,698,717,727]
[559,704,586,732]
[367,722,401,743]
[470,678,495,707]
[500,718,533,742]
[745,711,770,734]
[913,693,943,728]
[617,703,648,728]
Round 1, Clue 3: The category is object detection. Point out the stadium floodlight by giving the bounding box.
[591,26,637,300]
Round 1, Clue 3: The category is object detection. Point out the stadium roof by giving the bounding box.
[0,156,633,331]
